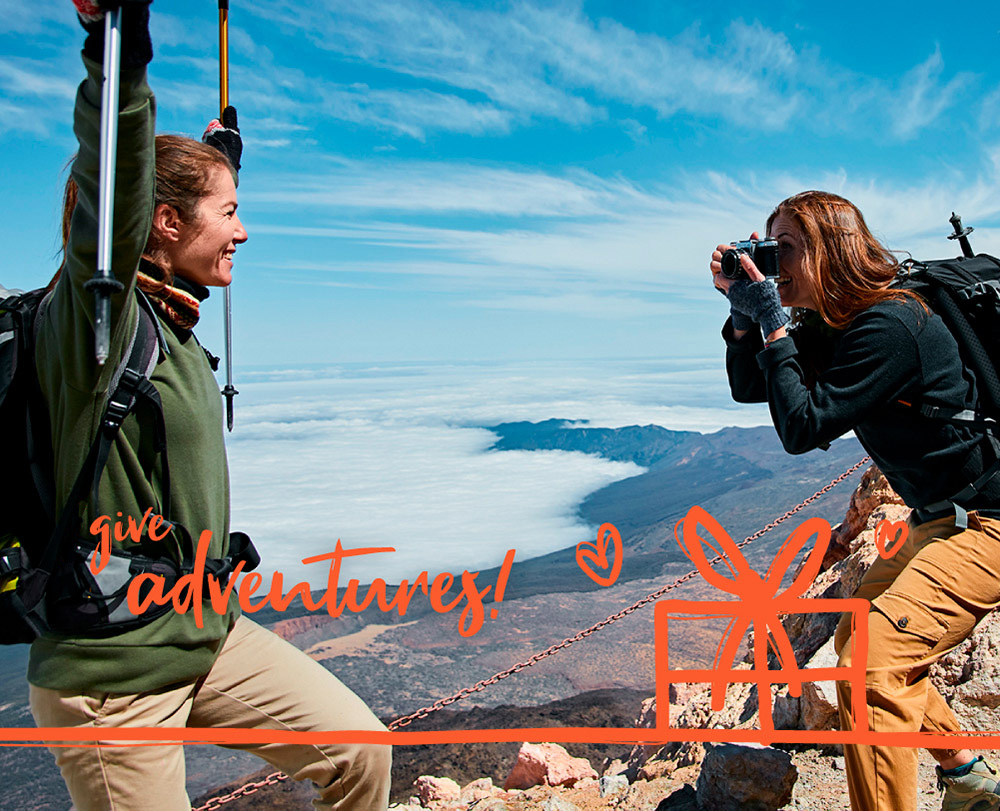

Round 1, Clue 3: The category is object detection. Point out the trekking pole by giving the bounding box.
[218,0,238,430]
[948,212,975,259]
[83,8,125,365]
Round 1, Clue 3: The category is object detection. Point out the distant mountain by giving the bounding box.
[482,420,864,601]
[488,419,699,468]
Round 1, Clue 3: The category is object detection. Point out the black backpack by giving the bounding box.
[892,215,1000,523]
[0,286,257,643]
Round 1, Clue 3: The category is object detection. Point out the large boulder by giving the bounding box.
[781,468,910,670]
[695,742,797,810]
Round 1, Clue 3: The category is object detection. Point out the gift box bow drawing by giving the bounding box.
[655,506,869,735]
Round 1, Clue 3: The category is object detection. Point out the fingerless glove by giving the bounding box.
[726,278,789,337]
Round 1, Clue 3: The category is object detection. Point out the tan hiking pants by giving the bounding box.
[30,616,391,811]
[835,511,1000,811]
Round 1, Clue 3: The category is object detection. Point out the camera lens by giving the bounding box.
[720,249,743,279]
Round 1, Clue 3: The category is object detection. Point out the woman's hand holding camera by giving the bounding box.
[711,231,789,342]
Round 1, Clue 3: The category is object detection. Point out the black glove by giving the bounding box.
[74,0,153,70]
[726,278,789,338]
[203,106,242,174]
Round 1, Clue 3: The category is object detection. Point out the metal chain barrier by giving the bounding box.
[193,455,871,809]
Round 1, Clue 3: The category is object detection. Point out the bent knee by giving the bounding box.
[357,741,392,781]
[330,741,392,809]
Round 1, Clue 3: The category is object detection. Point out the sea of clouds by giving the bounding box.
[225,357,772,585]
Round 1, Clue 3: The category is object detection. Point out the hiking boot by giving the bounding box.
[938,757,1000,811]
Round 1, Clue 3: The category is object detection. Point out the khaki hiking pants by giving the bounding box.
[835,511,1000,811]
[30,616,391,811]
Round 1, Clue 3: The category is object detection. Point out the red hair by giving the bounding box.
[766,191,924,329]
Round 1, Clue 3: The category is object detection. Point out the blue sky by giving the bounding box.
[3,0,1000,367]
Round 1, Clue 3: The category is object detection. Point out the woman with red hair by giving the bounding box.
[712,191,1000,811]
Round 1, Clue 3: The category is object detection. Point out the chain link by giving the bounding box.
[192,771,288,811]
[191,455,870,808]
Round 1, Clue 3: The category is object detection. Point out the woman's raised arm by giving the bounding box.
[40,1,155,393]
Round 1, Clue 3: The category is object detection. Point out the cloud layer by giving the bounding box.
[226,359,768,584]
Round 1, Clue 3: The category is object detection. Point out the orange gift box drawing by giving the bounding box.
[655,506,870,738]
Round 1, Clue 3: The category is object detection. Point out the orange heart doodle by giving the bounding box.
[875,519,909,560]
[576,523,623,588]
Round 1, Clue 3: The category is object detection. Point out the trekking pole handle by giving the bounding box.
[84,7,126,365]
[948,212,975,259]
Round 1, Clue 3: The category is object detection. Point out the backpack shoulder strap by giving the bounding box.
[20,293,164,612]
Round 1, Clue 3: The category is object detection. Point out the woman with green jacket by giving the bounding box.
[29,4,391,808]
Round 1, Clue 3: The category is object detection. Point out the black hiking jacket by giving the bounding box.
[725,298,1000,515]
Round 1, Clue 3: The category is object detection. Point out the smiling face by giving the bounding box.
[768,210,820,310]
[160,166,247,287]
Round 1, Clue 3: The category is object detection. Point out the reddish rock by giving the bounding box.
[503,742,598,790]
[637,757,675,781]
[413,775,461,805]
[460,777,498,802]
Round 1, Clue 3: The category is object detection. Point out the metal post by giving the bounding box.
[218,0,238,430]
[948,212,975,259]
[84,8,126,365]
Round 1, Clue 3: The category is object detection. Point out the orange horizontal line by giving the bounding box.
[1,727,999,749]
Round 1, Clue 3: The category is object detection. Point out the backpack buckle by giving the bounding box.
[972,280,1000,301]
[103,368,144,430]
[0,546,23,578]
[103,397,131,431]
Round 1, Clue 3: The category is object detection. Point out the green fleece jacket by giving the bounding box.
[28,57,239,693]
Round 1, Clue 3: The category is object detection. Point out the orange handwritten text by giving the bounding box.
[87,508,171,575]
[36,501,998,751]
[124,532,517,638]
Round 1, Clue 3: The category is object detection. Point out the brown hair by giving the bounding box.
[765,190,923,329]
[55,134,233,286]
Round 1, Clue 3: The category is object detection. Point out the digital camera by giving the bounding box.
[720,238,779,280]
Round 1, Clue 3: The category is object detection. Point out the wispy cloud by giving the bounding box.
[237,0,975,140]
[244,162,643,217]
[0,57,78,101]
[890,47,973,139]
[0,99,48,137]
[241,150,1000,320]
[2,0,75,38]
[0,57,79,138]
[246,0,601,126]
[317,84,514,139]
[1,1,982,145]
